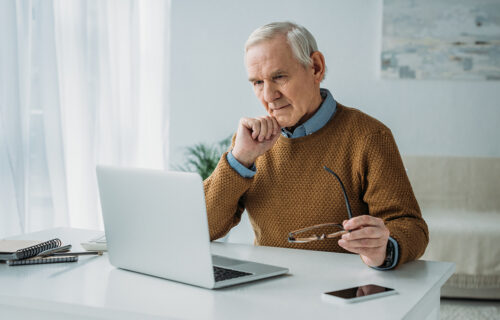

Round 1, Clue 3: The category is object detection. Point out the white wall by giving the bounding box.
[169,0,500,169]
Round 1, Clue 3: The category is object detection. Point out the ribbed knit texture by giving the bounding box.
[204,104,429,268]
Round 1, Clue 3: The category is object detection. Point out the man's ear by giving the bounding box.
[310,51,326,83]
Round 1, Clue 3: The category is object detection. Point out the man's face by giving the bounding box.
[245,36,319,129]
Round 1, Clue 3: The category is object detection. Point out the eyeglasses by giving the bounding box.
[287,166,353,244]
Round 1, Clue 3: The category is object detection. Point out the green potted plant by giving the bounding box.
[176,135,232,180]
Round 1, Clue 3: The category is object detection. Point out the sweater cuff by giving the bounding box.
[227,151,256,178]
[371,236,399,271]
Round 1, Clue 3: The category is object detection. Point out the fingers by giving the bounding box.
[252,121,261,140]
[338,215,390,267]
[241,116,280,142]
[257,116,270,141]
[342,226,389,241]
[339,245,382,257]
[338,236,387,249]
[343,215,385,231]
[271,116,280,135]
[340,217,389,246]
[239,118,260,140]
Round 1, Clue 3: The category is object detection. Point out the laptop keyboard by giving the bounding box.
[213,266,252,282]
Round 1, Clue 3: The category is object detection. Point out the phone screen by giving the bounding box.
[324,284,395,300]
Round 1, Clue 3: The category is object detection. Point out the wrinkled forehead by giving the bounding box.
[245,37,299,76]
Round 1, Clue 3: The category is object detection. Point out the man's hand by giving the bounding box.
[338,215,390,267]
[232,116,281,167]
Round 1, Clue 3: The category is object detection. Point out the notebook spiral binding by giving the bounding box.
[7,255,78,266]
[16,238,62,260]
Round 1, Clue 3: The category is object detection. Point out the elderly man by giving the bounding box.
[204,21,428,269]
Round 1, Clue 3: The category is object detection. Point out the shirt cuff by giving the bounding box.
[371,236,399,271]
[227,151,256,178]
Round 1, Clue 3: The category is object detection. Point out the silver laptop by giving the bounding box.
[96,166,288,289]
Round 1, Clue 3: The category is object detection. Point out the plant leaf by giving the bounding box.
[176,134,232,180]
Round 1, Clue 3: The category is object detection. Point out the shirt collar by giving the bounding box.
[281,88,337,138]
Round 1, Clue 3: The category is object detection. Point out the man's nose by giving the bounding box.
[263,82,280,103]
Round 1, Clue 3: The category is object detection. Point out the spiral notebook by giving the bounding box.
[0,238,62,261]
[7,255,78,266]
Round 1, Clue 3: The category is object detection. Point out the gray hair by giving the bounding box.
[245,21,319,69]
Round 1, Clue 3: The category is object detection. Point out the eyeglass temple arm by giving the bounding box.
[323,166,353,219]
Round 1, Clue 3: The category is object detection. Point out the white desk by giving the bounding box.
[0,228,454,320]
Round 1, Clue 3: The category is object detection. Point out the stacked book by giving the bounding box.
[0,238,78,265]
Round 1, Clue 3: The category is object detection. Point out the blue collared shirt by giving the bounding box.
[227,88,399,270]
[227,88,336,177]
[280,88,336,138]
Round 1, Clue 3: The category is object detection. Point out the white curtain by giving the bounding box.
[0,0,170,238]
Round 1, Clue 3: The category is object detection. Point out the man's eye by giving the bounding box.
[253,81,263,86]
[274,75,286,81]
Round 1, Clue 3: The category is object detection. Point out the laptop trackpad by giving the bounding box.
[212,255,245,267]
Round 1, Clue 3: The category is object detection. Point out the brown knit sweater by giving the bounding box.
[204,104,428,268]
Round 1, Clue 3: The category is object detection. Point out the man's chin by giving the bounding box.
[276,118,296,129]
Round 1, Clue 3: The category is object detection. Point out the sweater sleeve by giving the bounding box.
[359,130,429,268]
[203,152,253,240]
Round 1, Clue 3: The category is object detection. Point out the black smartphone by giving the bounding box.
[322,284,397,303]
